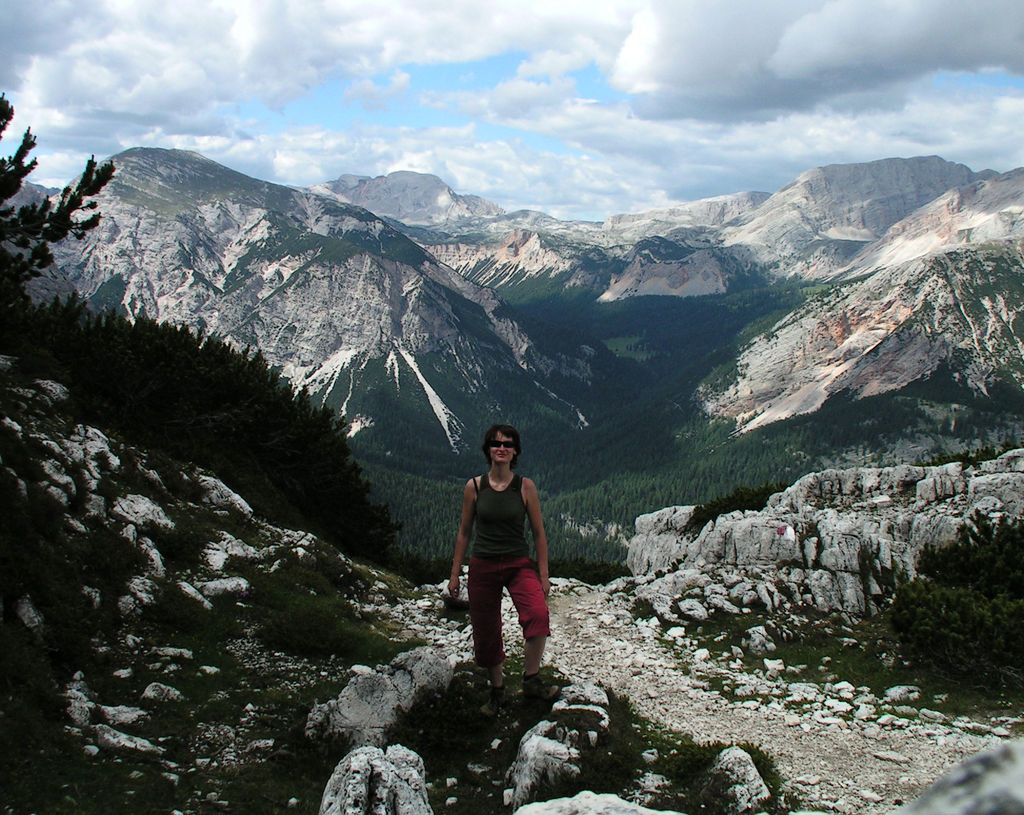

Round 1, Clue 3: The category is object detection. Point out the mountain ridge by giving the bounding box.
[43,148,601,459]
[34,148,1024,555]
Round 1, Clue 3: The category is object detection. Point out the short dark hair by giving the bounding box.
[481,424,521,468]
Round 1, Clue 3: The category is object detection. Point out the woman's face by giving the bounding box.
[488,431,517,465]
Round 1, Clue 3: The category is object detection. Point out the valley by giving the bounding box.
[32,150,1024,560]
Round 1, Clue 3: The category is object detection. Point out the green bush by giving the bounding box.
[685,481,787,535]
[892,515,1024,686]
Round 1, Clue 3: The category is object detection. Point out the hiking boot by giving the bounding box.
[522,673,560,701]
[480,685,505,717]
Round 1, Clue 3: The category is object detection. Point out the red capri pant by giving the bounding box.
[467,555,551,668]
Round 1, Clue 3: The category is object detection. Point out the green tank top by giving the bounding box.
[472,473,529,558]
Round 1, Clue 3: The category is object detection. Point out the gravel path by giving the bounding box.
[542,584,1000,814]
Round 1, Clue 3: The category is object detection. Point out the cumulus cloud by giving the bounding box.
[4,0,1024,219]
[611,0,1024,120]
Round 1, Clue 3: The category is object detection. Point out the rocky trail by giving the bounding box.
[540,583,1000,814]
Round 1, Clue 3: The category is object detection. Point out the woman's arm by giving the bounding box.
[522,477,550,595]
[449,478,476,596]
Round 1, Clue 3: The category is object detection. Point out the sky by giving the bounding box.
[3,0,1024,222]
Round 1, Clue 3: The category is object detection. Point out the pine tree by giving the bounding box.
[0,93,114,306]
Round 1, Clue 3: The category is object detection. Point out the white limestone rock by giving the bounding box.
[506,721,582,810]
[204,532,260,571]
[305,647,453,748]
[111,494,174,532]
[177,581,214,610]
[197,474,253,517]
[515,791,686,814]
[62,424,120,489]
[93,724,164,756]
[98,704,151,728]
[741,625,776,655]
[197,576,251,598]
[65,674,96,728]
[626,506,697,574]
[624,449,1024,617]
[697,746,771,814]
[895,738,1024,815]
[318,744,431,815]
[142,682,185,703]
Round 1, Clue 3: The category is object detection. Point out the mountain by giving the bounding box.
[702,167,1024,432]
[414,192,774,302]
[381,157,1024,437]
[310,170,505,226]
[43,148,603,463]
[412,157,996,304]
[718,156,995,280]
[35,149,1024,556]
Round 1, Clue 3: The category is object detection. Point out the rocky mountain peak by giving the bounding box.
[704,166,1024,433]
[846,166,1024,277]
[720,155,996,279]
[600,190,771,241]
[310,169,505,226]
[40,149,593,452]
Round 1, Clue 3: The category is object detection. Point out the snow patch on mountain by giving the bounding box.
[397,347,463,449]
[284,347,362,402]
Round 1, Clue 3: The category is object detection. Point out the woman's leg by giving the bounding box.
[506,558,551,674]
[523,634,546,676]
[467,557,506,683]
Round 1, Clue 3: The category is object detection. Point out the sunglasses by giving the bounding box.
[488,440,516,449]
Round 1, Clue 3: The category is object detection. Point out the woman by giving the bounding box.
[448,424,559,715]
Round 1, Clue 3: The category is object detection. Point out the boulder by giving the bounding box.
[318,744,431,815]
[506,721,582,810]
[513,790,686,814]
[506,683,612,809]
[197,474,253,517]
[894,739,1024,815]
[93,724,164,756]
[306,647,453,748]
[111,494,174,532]
[697,746,771,814]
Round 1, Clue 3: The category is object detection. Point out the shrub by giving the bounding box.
[892,515,1024,686]
[6,301,398,563]
[685,481,787,535]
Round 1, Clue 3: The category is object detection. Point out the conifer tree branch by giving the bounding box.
[0,93,114,305]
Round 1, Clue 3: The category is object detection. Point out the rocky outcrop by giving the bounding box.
[318,745,433,815]
[513,791,685,814]
[505,683,608,809]
[305,647,454,748]
[626,450,1024,618]
[894,738,1024,815]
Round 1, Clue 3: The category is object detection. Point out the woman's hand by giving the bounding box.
[448,575,461,597]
